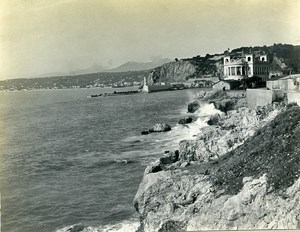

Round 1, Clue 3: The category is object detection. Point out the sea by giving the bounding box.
[0,87,219,232]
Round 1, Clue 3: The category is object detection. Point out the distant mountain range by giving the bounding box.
[39,58,172,77]
[107,58,172,72]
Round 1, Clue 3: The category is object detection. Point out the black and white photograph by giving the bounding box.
[0,0,300,231]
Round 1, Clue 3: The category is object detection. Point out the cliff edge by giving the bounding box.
[134,93,300,232]
[148,60,197,84]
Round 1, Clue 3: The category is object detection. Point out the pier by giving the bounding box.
[90,90,140,98]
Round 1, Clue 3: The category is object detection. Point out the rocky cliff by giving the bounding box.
[133,92,300,231]
[147,56,223,84]
[148,60,197,84]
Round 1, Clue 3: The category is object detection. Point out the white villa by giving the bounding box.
[223,53,270,81]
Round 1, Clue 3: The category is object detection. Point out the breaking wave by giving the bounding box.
[170,103,223,142]
[56,219,140,232]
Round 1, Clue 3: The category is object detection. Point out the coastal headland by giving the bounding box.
[133,89,300,231]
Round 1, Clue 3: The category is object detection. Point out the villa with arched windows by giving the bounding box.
[223,53,269,81]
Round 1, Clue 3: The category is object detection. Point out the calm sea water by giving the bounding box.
[0,87,211,232]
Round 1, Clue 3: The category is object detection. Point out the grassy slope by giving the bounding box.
[208,105,300,195]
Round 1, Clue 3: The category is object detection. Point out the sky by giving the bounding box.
[0,0,299,80]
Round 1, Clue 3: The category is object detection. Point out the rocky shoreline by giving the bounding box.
[133,90,300,231]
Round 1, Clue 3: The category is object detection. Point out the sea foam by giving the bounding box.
[56,219,140,232]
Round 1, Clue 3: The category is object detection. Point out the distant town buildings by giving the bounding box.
[223,53,270,81]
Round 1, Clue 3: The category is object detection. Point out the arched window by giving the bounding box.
[247,57,251,62]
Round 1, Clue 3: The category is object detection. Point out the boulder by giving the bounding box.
[144,160,163,175]
[195,91,207,99]
[188,101,200,113]
[151,123,171,132]
[144,151,180,175]
[159,150,179,165]
[207,113,221,125]
[178,117,193,124]
[141,130,149,135]
[202,90,227,101]
[66,224,85,232]
[211,98,236,113]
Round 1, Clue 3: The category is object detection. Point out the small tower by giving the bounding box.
[223,56,231,65]
[143,76,147,86]
[245,54,254,77]
[245,54,253,63]
[260,54,267,62]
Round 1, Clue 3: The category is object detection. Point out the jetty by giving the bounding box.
[90,90,139,98]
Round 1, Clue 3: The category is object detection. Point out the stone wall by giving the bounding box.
[287,92,300,105]
[267,80,280,90]
[226,90,246,98]
[143,84,171,93]
[247,88,274,110]
[267,76,300,92]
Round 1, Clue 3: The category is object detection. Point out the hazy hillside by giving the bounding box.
[108,58,171,72]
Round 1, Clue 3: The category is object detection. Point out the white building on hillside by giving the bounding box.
[223,53,270,81]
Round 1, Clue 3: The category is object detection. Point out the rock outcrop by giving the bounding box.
[150,124,171,132]
[178,117,193,124]
[148,60,196,84]
[187,174,300,230]
[134,94,300,231]
[198,90,246,113]
[178,105,280,163]
[141,124,172,135]
[135,169,300,232]
[187,101,200,113]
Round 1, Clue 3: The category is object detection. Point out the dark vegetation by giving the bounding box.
[242,76,266,88]
[225,76,267,90]
[183,54,221,78]
[209,105,300,195]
